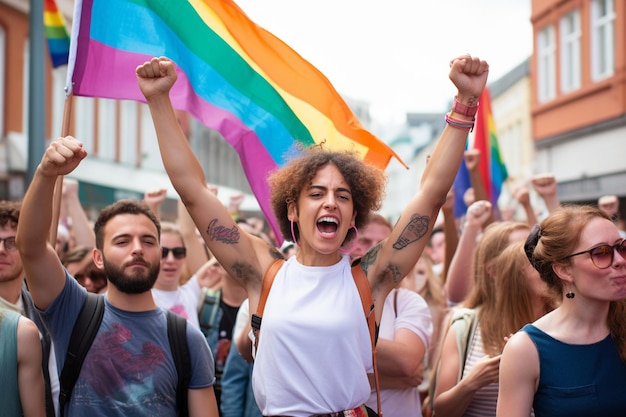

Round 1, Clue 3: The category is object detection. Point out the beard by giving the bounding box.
[103,255,159,294]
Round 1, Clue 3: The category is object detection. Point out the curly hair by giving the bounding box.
[0,200,21,230]
[268,148,387,246]
[94,199,160,250]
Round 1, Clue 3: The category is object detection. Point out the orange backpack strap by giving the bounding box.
[351,262,383,417]
[251,258,284,352]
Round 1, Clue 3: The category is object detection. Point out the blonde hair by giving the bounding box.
[482,241,557,356]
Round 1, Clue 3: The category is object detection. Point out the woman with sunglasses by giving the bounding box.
[151,222,201,327]
[497,205,626,417]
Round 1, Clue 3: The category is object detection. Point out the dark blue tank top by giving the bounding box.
[522,324,626,417]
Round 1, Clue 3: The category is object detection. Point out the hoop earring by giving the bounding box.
[339,225,359,254]
[290,220,298,244]
[565,291,575,299]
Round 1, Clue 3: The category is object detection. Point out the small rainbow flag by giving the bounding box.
[44,0,71,68]
[67,0,404,241]
[453,87,508,217]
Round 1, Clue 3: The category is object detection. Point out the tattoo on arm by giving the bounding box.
[360,243,382,275]
[206,218,240,244]
[393,214,430,250]
[388,264,402,284]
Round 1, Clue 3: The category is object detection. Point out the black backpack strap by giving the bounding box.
[59,293,105,416]
[167,311,191,417]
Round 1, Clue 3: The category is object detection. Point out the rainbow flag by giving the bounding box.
[67,0,404,242]
[44,0,71,68]
[452,87,508,217]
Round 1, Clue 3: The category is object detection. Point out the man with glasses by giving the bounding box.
[0,200,59,417]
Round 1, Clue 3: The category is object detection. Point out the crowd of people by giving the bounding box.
[1,51,626,417]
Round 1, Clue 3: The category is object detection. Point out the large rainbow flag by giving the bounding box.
[44,0,71,68]
[66,0,404,242]
[453,87,508,217]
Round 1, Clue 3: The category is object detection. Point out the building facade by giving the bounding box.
[531,0,626,211]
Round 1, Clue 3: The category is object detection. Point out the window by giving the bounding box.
[537,25,556,102]
[590,0,615,81]
[119,100,139,165]
[97,99,116,160]
[0,28,5,137]
[560,9,581,93]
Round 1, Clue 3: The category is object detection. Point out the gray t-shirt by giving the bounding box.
[40,272,215,417]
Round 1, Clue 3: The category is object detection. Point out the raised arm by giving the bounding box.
[530,173,560,214]
[444,200,492,304]
[136,57,273,298]
[363,55,489,310]
[464,149,495,226]
[16,136,87,309]
[60,178,96,249]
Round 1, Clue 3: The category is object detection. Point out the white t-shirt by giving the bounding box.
[252,255,372,417]
[366,288,432,417]
[152,275,201,329]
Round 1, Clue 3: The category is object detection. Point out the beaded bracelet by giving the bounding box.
[445,113,475,132]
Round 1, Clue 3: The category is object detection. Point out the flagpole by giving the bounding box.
[48,91,74,246]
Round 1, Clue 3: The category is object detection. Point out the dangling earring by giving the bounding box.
[290,220,298,244]
[339,225,359,254]
[565,291,575,299]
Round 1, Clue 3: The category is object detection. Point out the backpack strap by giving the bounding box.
[351,262,382,417]
[250,258,382,416]
[251,258,284,353]
[198,287,222,338]
[59,293,105,417]
[424,307,478,416]
[167,311,191,417]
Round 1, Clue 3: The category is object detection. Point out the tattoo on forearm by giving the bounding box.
[393,214,430,250]
[206,218,240,244]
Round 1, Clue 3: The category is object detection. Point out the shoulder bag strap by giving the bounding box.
[251,258,285,353]
[351,263,382,417]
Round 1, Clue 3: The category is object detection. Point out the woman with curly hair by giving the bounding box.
[497,205,626,417]
[137,54,489,417]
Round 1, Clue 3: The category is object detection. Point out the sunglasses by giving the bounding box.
[161,246,187,259]
[565,239,626,269]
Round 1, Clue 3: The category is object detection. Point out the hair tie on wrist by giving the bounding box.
[445,113,475,132]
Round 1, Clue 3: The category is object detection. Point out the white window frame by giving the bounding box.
[560,9,581,93]
[537,25,556,103]
[0,28,5,138]
[119,100,139,166]
[97,98,116,160]
[590,0,615,81]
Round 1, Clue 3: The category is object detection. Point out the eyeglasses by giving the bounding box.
[161,246,187,259]
[0,236,17,252]
[565,239,626,269]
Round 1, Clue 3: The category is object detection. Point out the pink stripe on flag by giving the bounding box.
[73,40,281,236]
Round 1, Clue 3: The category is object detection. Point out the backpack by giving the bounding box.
[58,293,191,417]
[250,258,382,417]
[422,307,479,417]
[197,286,223,353]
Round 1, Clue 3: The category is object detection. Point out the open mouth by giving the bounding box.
[317,216,338,236]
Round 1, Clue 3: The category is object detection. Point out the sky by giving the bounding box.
[235,0,533,124]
